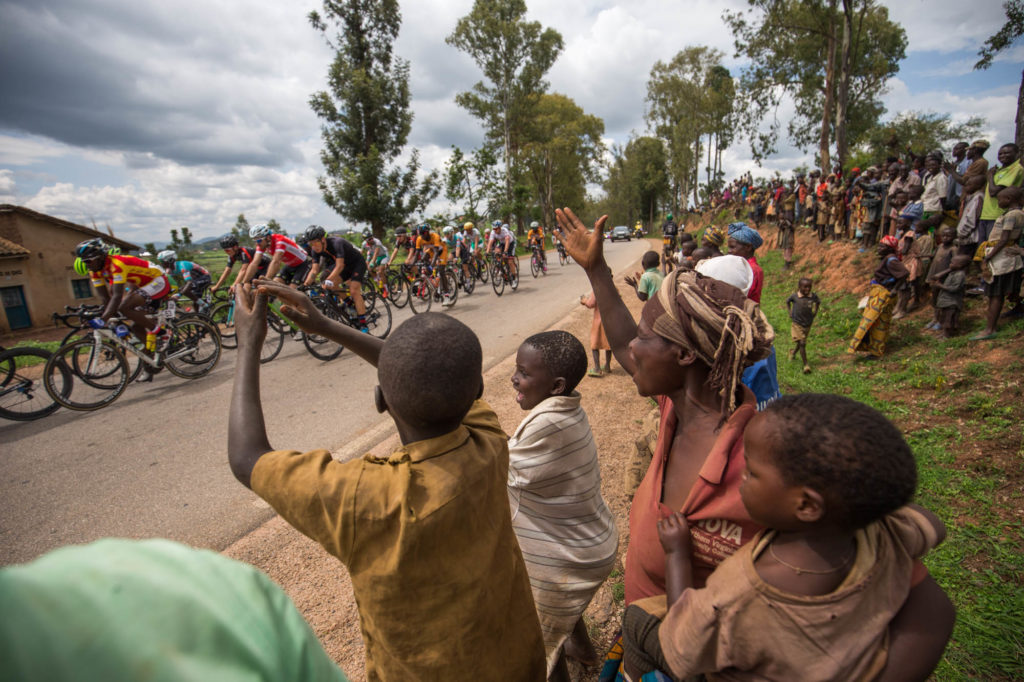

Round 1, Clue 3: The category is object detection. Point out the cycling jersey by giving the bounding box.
[317,237,367,279]
[227,246,270,270]
[527,228,544,244]
[415,232,448,264]
[90,255,171,301]
[459,228,481,251]
[255,234,308,267]
[662,220,678,237]
[91,255,167,289]
[170,261,210,282]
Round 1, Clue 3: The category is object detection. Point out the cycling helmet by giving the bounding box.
[395,226,408,236]
[442,226,454,235]
[73,257,89,276]
[492,220,502,228]
[249,223,271,240]
[304,224,326,241]
[362,229,373,240]
[530,221,539,228]
[108,246,121,255]
[418,224,431,236]
[156,250,177,264]
[463,221,474,230]
[297,235,309,247]
[219,234,238,248]
[74,239,107,261]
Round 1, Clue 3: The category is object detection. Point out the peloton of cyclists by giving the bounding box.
[242,224,311,287]
[157,250,212,309]
[302,225,371,331]
[211,235,270,295]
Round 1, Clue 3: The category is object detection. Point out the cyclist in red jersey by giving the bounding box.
[75,239,171,347]
[212,234,270,294]
[242,224,310,287]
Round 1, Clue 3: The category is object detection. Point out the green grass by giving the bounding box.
[759,242,1024,680]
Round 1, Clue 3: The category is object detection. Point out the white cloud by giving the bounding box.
[880,0,1008,54]
[881,77,1018,147]
[0,169,16,201]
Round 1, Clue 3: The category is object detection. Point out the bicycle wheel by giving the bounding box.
[439,268,458,307]
[491,263,505,296]
[364,298,392,338]
[210,301,236,349]
[461,265,476,295]
[508,259,520,291]
[45,338,129,411]
[530,253,540,278]
[387,272,410,309]
[260,329,285,363]
[0,347,68,421]
[559,249,568,266]
[477,258,490,283]
[267,309,292,335]
[163,318,222,379]
[302,316,344,360]
[359,277,379,313]
[409,275,434,314]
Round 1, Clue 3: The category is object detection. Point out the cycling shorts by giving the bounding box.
[340,259,368,283]
[278,260,312,285]
[503,240,517,257]
[188,273,212,294]
[371,254,387,267]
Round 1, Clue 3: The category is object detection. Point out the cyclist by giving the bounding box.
[526,221,547,267]
[441,226,459,259]
[386,226,417,269]
[157,250,212,308]
[243,224,310,287]
[661,212,679,274]
[415,224,455,306]
[303,225,371,331]
[75,238,171,350]
[456,221,482,280]
[361,229,389,282]
[551,228,568,262]
[487,221,516,267]
[211,235,270,295]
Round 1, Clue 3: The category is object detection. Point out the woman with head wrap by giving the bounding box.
[848,235,908,357]
[555,208,954,682]
[701,224,726,254]
[726,222,764,303]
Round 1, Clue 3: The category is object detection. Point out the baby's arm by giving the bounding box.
[658,511,693,607]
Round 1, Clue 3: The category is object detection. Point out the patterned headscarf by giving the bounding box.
[702,224,727,247]
[727,222,763,250]
[641,270,774,422]
[879,235,899,251]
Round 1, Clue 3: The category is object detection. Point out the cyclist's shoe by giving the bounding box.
[291,330,303,342]
[360,326,369,334]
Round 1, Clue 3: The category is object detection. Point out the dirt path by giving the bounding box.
[222,249,655,681]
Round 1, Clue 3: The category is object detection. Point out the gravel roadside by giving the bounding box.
[222,250,654,681]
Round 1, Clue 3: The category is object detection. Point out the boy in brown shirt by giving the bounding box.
[228,281,546,681]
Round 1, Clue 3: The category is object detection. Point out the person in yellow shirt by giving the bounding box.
[414,224,448,266]
[229,282,547,681]
[527,221,547,266]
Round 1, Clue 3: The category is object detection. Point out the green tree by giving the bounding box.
[443,145,500,221]
[232,213,253,247]
[446,0,563,226]
[520,94,605,230]
[180,227,194,257]
[266,218,285,237]
[169,228,183,252]
[143,242,157,256]
[724,0,906,170]
[849,111,985,169]
[646,46,734,210]
[601,136,669,226]
[976,0,1024,149]
[309,0,438,239]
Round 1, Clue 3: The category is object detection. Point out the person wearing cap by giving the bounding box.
[726,222,764,304]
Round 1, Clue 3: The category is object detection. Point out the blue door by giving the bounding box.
[1,286,31,330]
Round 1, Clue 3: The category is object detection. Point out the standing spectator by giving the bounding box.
[726,223,764,303]
[886,164,921,236]
[973,186,1024,339]
[919,153,950,233]
[856,168,889,251]
[786,277,821,374]
[625,251,665,302]
[778,217,796,269]
[848,236,907,358]
[942,142,970,206]
[929,255,971,339]
[581,291,612,377]
[946,140,990,195]
[924,227,958,331]
[957,174,988,258]
[979,143,1024,244]
[795,174,807,225]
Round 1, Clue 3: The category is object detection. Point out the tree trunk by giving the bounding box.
[835,0,853,170]
[1017,67,1024,151]
[818,0,838,174]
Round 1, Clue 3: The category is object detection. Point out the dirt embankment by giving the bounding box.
[223,250,656,681]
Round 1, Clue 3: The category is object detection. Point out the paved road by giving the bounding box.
[0,241,648,565]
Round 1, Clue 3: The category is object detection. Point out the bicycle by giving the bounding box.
[207,296,289,364]
[0,345,70,421]
[490,253,520,296]
[529,244,547,278]
[43,311,222,411]
[556,242,570,266]
[311,284,392,339]
[408,263,436,314]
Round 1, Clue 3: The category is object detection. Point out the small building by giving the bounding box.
[0,204,139,333]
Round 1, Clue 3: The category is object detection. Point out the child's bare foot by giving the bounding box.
[803,364,811,374]
[563,618,599,666]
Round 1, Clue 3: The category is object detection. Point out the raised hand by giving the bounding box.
[233,283,268,352]
[252,279,328,336]
[554,207,607,271]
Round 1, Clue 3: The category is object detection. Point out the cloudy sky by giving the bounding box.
[0,0,1019,244]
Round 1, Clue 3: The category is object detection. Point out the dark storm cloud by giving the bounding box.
[0,0,310,167]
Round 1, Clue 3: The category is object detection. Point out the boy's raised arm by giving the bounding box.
[227,284,274,488]
[555,207,637,376]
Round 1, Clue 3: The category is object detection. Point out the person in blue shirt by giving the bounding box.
[157,250,212,307]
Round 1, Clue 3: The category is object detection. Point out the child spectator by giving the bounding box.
[785,277,821,374]
[973,186,1024,340]
[675,240,697,267]
[929,255,971,338]
[898,186,924,235]
[924,226,957,331]
[625,251,664,301]
[228,283,546,680]
[689,246,715,266]
[895,220,935,318]
[957,174,987,258]
[621,393,946,682]
[581,291,612,377]
[508,331,618,680]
